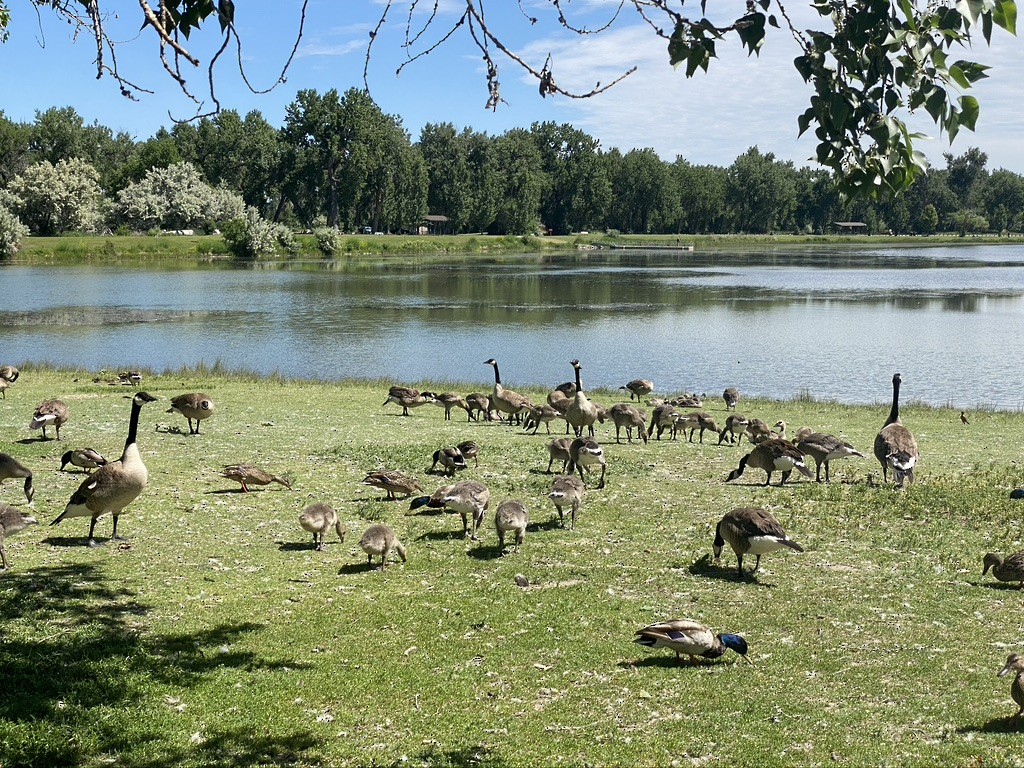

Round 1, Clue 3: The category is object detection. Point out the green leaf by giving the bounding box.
[948,64,971,89]
[897,0,919,31]
[952,60,991,83]
[994,0,1017,33]
[956,0,984,26]
[959,94,980,130]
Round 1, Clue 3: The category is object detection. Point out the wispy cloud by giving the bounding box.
[295,39,366,59]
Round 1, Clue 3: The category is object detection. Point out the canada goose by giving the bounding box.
[669,393,704,409]
[0,365,20,383]
[674,412,719,443]
[609,403,648,444]
[718,414,750,445]
[427,392,471,421]
[744,418,773,444]
[29,399,69,440]
[0,454,34,502]
[465,393,494,422]
[983,552,1024,588]
[725,438,814,486]
[566,360,602,438]
[772,420,787,440]
[795,433,865,483]
[620,379,654,401]
[118,371,143,386]
[50,391,158,546]
[484,359,530,424]
[387,385,420,401]
[359,523,407,569]
[568,437,606,489]
[495,499,528,554]
[873,372,919,487]
[961,411,970,425]
[362,470,423,500]
[713,506,804,575]
[220,465,292,492]
[299,503,346,551]
[546,389,572,413]
[792,426,814,444]
[430,447,467,477]
[548,474,585,529]
[59,448,108,473]
[523,404,562,435]
[998,654,1024,723]
[647,403,678,441]
[723,387,740,410]
[456,440,480,468]
[383,391,436,416]
[634,619,749,665]
[554,381,577,397]
[0,378,7,399]
[167,392,215,434]
[0,505,38,570]
[546,437,573,474]
[409,480,491,540]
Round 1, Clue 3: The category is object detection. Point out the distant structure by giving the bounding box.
[833,221,868,234]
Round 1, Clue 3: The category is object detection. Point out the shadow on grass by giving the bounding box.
[686,554,775,587]
[618,655,731,669]
[415,529,467,543]
[957,716,1024,734]
[527,518,566,533]
[410,744,507,767]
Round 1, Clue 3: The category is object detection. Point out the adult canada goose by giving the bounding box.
[634,619,749,665]
[456,440,480,468]
[983,551,1024,588]
[718,414,750,445]
[359,523,407,569]
[0,365,20,383]
[59,448,108,473]
[725,438,814,486]
[220,465,292,492]
[409,480,491,539]
[998,654,1024,723]
[669,393,704,409]
[383,390,436,416]
[484,359,530,423]
[620,379,654,401]
[427,392,471,421]
[495,499,528,554]
[546,437,573,474]
[362,470,423,500]
[961,411,970,425]
[795,433,865,483]
[568,437,606,489]
[167,392,215,434]
[647,403,678,441]
[299,503,346,551]
[430,447,467,477]
[29,399,69,440]
[548,474,585,529]
[609,403,648,444]
[873,373,920,487]
[723,387,740,410]
[565,359,602,437]
[50,391,158,547]
[713,506,804,575]
[387,385,420,401]
[0,454,34,503]
[0,505,38,570]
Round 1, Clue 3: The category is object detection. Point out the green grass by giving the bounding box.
[2,370,1024,766]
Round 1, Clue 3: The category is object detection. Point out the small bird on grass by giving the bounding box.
[961,411,970,425]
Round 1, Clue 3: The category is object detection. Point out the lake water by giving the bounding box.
[3,244,1024,408]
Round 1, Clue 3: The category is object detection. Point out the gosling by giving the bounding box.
[299,503,346,551]
[495,499,528,554]
[359,524,407,570]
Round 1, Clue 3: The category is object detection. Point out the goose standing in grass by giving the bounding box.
[484,359,530,424]
[620,379,654,402]
[795,433,865,483]
[299,503,346,551]
[718,414,749,445]
[609,403,648,444]
[430,447,467,477]
[427,392,471,421]
[674,412,719,443]
[0,505,38,570]
[410,480,491,540]
[0,454,34,503]
[0,365,19,384]
[523,404,562,435]
[29,399,69,440]
[634,619,749,665]
[495,500,528,554]
[362,470,423,500]
[456,440,480,468]
[744,418,773,445]
[723,387,740,410]
[546,437,573,474]
[359,523,407,569]
[647,403,678,441]
[983,552,1024,588]
[725,439,813,486]
[548,475,585,529]
[167,392,215,435]
[220,464,292,492]
[713,507,804,576]
[465,393,494,422]
[50,391,158,547]
[0,378,8,399]
[998,654,1024,723]
[566,359,602,437]
[568,437,606,489]
[59,448,108,473]
[874,372,920,487]
[382,389,436,416]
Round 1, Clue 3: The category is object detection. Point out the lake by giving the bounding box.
[3,244,1024,408]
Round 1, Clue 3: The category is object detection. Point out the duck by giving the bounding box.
[0,453,34,503]
[609,403,648,444]
[646,403,678,441]
[725,438,814,486]
[0,365,20,383]
[409,480,491,540]
[795,432,865,483]
[166,392,215,434]
[548,474,585,529]
[220,464,292,492]
[634,619,749,665]
[29,399,69,440]
[568,437,606,489]
[873,373,919,487]
[620,379,654,401]
[359,523,407,569]
[565,359,602,437]
[59,448,108,473]
[998,654,1024,723]
[495,499,528,554]
[723,387,740,410]
[0,505,38,570]
[983,551,1024,588]
[718,414,749,445]
[382,389,436,416]
[299,503,346,551]
[456,440,480,468]
[546,437,573,474]
[50,391,158,547]
[362,470,423,500]
[430,447,468,477]
[484,359,530,424]
[713,507,804,575]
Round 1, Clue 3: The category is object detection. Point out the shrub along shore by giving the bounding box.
[2,367,1023,766]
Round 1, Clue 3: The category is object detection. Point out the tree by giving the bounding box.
[944,147,989,206]
[490,129,545,235]
[669,160,729,234]
[531,122,611,234]
[418,123,472,232]
[726,148,797,234]
[115,162,245,231]
[0,111,31,185]
[5,158,104,235]
[609,148,669,234]
[0,203,28,256]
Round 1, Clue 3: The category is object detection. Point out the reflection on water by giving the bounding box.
[3,244,1024,408]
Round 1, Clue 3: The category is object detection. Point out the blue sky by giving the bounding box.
[2,0,1022,174]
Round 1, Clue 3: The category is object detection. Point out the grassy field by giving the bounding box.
[2,368,1024,767]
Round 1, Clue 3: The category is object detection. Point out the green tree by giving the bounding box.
[609,148,669,234]
[462,129,500,233]
[0,202,28,256]
[31,106,87,165]
[944,147,990,206]
[5,157,104,235]
[669,159,729,234]
[726,148,797,234]
[977,170,1024,232]
[418,123,471,231]
[0,111,31,185]
[531,122,610,234]
[490,129,545,235]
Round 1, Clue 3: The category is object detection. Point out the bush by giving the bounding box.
[314,227,344,255]
[0,204,29,256]
[222,208,296,259]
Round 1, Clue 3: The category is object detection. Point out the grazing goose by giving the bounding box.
[548,474,585,529]
[523,404,562,435]
[456,440,480,468]
[718,414,750,445]
[410,480,491,540]
[167,392,215,434]
[495,499,528,554]
[634,619,749,665]
[59,448,108,473]
[669,393,704,409]
[568,437,607,489]
[427,392,471,421]
[387,385,420,401]
[998,654,1024,723]
[723,387,740,410]
[795,433,865,483]
[983,551,1024,588]
[29,399,69,440]
[873,373,920,487]
[221,464,292,492]
[359,523,407,569]
[674,412,719,443]
[0,454,34,503]
[565,359,602,437]
[430,447,467,477]
[362,470,423,500]
[0,378,7,399]
[744,418,773,445]
[0,505,38,570]
[0,365,20,383]
[713,507,804,575]
[546,437,573,474]
[725,438,814,486]
[620,379,654,401]
[299,503,346,551]
[465,393,494,422]
[546,389,572,414]
[609,403,648,444]
[484,359,530,424]
[50,391,158,547]
[647,403,678,441]
[383,390,436,416]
